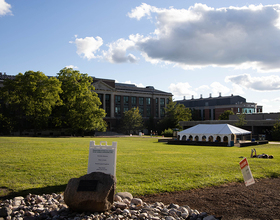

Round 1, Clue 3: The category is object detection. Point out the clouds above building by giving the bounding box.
[71,3,280,72]
[0,0,12,16]
[226,73,280,91]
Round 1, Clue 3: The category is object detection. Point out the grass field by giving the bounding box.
[0,136,279,198]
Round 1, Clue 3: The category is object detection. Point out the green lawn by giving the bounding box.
[0,137,279,198]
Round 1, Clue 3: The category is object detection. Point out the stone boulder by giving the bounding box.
[64,172,116,212]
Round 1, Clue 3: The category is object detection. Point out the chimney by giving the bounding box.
[209,93,212,98]
[191,95,194,100]
[200,94,203,99]
[219,92,221,97]
[183,96,186,100]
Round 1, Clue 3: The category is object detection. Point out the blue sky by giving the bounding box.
[1,0,280,113]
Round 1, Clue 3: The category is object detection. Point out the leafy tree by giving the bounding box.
[219,110,234,120]
[157,98,192,133]
[121,107,143,134]
[57,68,106,134]
[0,112,13,135]
[0,71,62,134]
[235,113,247,127]
[271,120,280,140]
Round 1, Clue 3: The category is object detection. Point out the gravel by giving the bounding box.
[0,193,221,220]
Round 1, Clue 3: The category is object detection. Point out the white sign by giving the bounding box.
[87,141,117,177]
[239,157,255,186]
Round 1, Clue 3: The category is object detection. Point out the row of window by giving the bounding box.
[98,94,169,118]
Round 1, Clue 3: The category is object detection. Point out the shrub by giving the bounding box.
[161,128,173,137]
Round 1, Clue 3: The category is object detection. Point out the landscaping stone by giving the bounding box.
[0,192,224,220]
[116,192,133,200]
[64,172,116,212]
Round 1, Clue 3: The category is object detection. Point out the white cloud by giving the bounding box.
[231,84,245,94]
[65,65,78,69]
[123,80,145,88]
[127,3,156,20]
[210,82,230,96]
[102,37,138,63]
[73,3,280,71]
[272,97,280,102]
[128,3,280,72]
[226,73,280,91]
[168,82,196,99]
[70,36,103,60]
[0,0,12,16]
[195,85,210,91]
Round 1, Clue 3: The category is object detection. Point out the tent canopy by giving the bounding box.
[178,124,251,136]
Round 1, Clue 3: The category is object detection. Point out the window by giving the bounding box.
[115,106,121,116]
[160,107,165,117]
[123,107,129,112]
[131,97,136,106]
[146,97,151,105]
[139,97,144,105]
[115,95,121,104]
[146,106,151,117]
[105,94,110,117]
[139,106,144,115]
[98,94,104,109]
[124,96,129,105]
[160,98,165,106]
[156,98,158,104]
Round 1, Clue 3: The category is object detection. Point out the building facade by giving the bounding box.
[177,93,262,120]
[91,77,172,131]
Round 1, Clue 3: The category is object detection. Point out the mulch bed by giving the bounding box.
[139,177,280,220]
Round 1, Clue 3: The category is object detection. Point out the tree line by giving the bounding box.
[0,68,193,136]
[0,68,106,135]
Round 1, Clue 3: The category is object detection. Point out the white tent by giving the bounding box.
[177,124,251,146]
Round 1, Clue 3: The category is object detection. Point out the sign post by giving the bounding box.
[239,157,255,186]
[87,141,117,177]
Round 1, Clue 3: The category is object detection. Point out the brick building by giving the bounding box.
[176,93,262,120]
[92,77,172,131]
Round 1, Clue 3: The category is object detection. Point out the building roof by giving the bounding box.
[176,94,250,107]
[178,124,251,136]
[115,83,172,96]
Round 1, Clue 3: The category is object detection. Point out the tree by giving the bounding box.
[219,110,234,120]
[57,68,106,134]
[0,71,62,134]
[235,113,247,127]
[121,107,143,134]
[271,120,280,140]
[157,98,192,133]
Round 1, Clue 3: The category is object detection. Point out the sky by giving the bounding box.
[1,0,280,113]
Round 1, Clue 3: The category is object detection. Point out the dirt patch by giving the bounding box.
[139,177,280,220]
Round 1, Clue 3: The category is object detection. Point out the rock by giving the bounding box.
[116,192,133,200]
[114,194,122,202]
[168,203,179,209]
[64,172,116,212]
[114,202,128,209]
[203,215,218,220]
[131,198,143,206]
[0,207,12,217]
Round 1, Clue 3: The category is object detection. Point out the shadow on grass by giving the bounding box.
[0,184,67,200]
